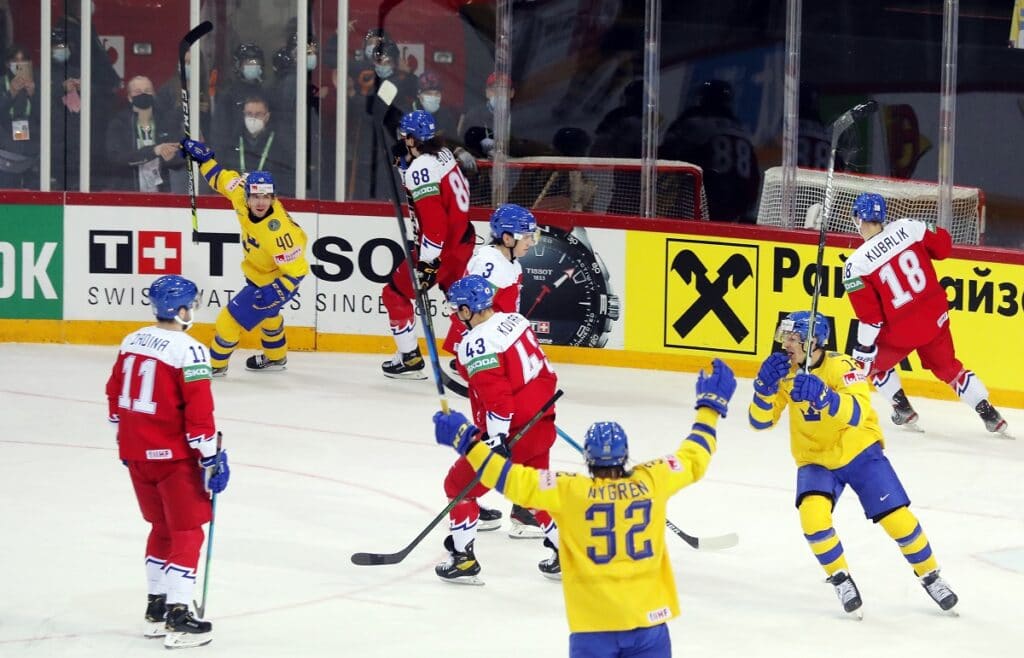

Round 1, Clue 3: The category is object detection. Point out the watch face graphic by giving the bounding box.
[518,225,619,347]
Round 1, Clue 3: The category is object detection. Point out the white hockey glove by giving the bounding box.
[453,147,478,175]
[851,344,877,375]
[481,432,510,458]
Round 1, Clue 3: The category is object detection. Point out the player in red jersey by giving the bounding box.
[435,275,561,584]
[105,275,230,649]
[381,109,475,379]
[842,193,1008,435]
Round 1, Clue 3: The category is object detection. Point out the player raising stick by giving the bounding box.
[436,274,560,583]
[180,138,309,375]
[749,311,958,617]
[433,359,736,655]
[381,109,475,379]
[843,193,1007,436]
[105,275,230,648]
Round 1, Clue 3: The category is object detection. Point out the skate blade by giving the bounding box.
[163,631,212,649]
[246,364,287,373]
[382,370,428,381]
[540,571,562,582]
[942,607,960,617]
[438,575,484,586]
[898,421,925,433]
[507,525,544,539]
[477,519,502,532]
[143,621,167,638]
[845,608,864,621]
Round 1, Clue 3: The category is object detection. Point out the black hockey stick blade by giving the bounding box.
[442,371,469,397]
[179,21,213,60]
[665,519,739,551]
[851,100,879,119]
[351,389,563,566]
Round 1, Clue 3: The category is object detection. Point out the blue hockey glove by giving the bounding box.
[200,451,230,494]
[481,432,510,458]
[754,352,792,396]
[416,259,440,291]
[791,373,838,412]
[433,410,479,455]
[180,138,214,163]
[694,358,737,417]
[254,280,288,311]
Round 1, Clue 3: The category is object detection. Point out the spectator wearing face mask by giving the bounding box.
[103,75,182,193]
[458,72,523,159]
[407,70,475,175]
[49,25,81,189]
[212,43,267,157]
[0,44,40,188]
[271,31,324,197]
[217,94,295,198]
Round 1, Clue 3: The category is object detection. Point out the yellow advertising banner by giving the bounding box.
[625,229,1024,407]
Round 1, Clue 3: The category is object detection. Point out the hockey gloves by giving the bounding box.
[791,373,839,413]
[754,352,792,396]
[200,450,230,494]
[481,432,510,458]
[851,344,877,375]
[454,146,478,175]
[433,410,480,456]
[416,259,441,291]
[180,138,214,163]
[694,358,737,417]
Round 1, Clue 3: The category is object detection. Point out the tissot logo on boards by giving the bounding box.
[89,230,182,275]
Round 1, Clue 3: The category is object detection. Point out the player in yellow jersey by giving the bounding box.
[433,359,737,657]
[748,310,958,618]
[180,138,309,375]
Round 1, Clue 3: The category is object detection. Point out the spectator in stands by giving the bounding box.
[458,71,514,159]
[217,93,295,198]
[413,70,456,142]
[591,79,643,159]
[212,43,267,153]
[49,25,82,190]
[272,31,323,197]
[104,75,181,193]
[155,48,211,193]
[0,44,40,189]
[660,79,760,223]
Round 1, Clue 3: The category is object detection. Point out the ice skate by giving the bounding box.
[976,401,1011,438]
[826,570,863,619]
[211,365,228,378]
[143,593,167,638]
[508,504,544,539]
[245,354,287,372]
[477,504,502,531]
[920,570,959,615]
[382,349,427,380]
[162,603,212,649]
[891,390,923,432]
[537,538,561,581]
[435,535,483,585]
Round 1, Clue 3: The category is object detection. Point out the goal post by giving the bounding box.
[756,166,985,245]
[469,157,710,221]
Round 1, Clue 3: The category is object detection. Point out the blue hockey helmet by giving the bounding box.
[489,204,537,240]
[447,274,494,314]
[776,310,829,348]
[149,275,199,322]
[245,171,275,197]
[399,109,437,142]
[852,192,887,224]
[584,422,629,469]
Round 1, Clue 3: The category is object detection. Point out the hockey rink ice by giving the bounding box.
[3,343,1022,657]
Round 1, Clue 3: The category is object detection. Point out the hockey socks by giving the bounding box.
[879,507,938,577]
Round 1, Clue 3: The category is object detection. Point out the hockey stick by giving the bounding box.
[351,388,563,566]
[803,100,878,369]
[554,426,738,551]
[193,431,222,618]
[178,20,213,241]
[374,79,452,412]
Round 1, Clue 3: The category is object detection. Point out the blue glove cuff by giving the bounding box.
[695,393,729,418]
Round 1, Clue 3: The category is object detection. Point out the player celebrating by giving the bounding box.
[436,274,559,583]
[843,192,1007,435]
[180,138,309,375]
[748,311,958,617]
[381,109,475,379]
[432,359,736,655]
[105,275,230,648]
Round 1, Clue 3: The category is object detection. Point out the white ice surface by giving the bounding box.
[2,343,1022,657]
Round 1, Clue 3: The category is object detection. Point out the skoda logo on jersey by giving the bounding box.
[89,230,182,275]
[664,240,757,353]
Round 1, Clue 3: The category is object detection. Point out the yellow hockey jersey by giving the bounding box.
[747,352,883,469]
[199,159,309,289]
[465,407,720,632]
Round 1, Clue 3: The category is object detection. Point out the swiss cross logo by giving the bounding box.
[88,230,181,274]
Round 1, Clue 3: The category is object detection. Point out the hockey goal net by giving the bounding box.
[757,166,985,245]
[468,157,709,220]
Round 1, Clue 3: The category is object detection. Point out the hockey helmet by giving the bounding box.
[149,275,200,322]
[775,311,829,348]
[490,204,537,241]
[584,422,629,468]
[245,171,275,197]
[852,193,887,224]
[399,110,437,142]
[233,43,265,67]
[447,275,495,315]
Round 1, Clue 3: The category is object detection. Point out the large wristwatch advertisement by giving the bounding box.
[517,225,621,347]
